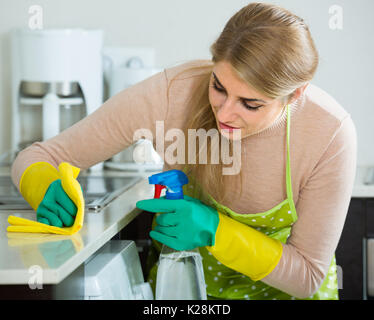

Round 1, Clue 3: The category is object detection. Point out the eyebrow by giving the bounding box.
[212,72,267,104]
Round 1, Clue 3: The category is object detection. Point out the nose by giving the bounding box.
[216,97,238,123]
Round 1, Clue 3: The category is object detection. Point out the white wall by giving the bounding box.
[0,0,373,165]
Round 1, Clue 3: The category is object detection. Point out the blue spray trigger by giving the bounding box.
[148,169,189,200]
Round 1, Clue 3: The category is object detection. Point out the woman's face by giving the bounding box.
[209,61,287,140]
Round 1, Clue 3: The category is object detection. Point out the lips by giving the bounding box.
[219,122,239,131]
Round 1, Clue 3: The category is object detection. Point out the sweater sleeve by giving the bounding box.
[261,115,357,298]
[11,70,169,190]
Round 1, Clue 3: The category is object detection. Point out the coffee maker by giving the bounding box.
[11,28,103,157]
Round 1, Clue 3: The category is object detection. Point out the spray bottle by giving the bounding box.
[148,169,207,300]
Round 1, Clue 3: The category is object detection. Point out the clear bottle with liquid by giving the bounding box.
[156,245,207,300]
[148,169,208,300]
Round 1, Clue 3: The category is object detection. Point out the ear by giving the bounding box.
[287,82,309,105]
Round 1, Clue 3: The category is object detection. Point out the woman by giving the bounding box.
[11,3,356,300]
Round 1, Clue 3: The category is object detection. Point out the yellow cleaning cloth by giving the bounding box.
[7,162,85,235]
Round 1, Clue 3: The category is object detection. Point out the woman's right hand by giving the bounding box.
[19,161,82,228]
[37,179,78,227]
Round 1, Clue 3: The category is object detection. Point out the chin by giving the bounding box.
[219,128,243,141]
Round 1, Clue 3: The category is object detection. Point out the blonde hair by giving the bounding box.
[172,2,319,204]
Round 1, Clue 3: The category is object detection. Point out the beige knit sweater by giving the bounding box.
[11,60,357,298]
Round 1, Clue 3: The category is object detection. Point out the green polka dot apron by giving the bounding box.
[146,104,339,300]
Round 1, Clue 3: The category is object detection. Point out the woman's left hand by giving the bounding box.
[136,195,219,251]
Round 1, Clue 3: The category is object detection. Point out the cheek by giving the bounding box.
[240,113,256,126]
[240,110,266,129]
[243,109,275,129]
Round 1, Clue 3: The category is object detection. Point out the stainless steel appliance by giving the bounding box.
[364,203,374,299]
[365,239,374,298]
[84,240,153,299]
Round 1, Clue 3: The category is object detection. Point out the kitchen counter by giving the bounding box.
[352,166,374,198]
[0,166,155,285]
[0,164,372,287]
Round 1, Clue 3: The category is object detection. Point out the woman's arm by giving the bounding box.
[11,71,169,190]
[261,115,357,298]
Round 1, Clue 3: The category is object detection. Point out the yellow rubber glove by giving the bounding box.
[206,212,283,281]
[7,162,85,235]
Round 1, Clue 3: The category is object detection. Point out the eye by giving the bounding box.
[241,100,263,111]
[212,79,263,111]
[212,80,226,93]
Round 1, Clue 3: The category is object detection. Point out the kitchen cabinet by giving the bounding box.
[115,210,153,278]
[0,263,85,300]
[336,198,366,300]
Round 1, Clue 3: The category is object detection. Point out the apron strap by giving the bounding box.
[286,104,296,212]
